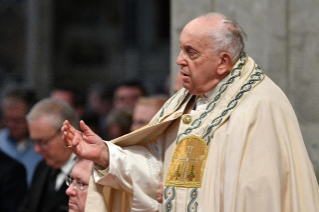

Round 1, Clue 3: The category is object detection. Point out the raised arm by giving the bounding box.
[62,120,109,168]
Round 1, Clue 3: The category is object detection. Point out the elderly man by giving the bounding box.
[63,12,319,212]
[19,98,79,212]
[66,158,93,212]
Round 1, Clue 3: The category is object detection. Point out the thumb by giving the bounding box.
[80,120,95,135]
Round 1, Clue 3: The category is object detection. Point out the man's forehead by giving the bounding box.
[72,160,92,178]
[181,16,220,37]
[179,29,209,50]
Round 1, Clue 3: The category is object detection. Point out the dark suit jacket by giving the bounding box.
[19,160,69,212]
[0,149,27,212]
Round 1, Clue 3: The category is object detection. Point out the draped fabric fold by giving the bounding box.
[85,55,319,212]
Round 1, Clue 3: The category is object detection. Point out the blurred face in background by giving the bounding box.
[3,98,29,141]
[131,103,159,132]
[51,90,75,107]
[113,86,143,109]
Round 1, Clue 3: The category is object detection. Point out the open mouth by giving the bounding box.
[180,70,188,76]
[181,72,189,80]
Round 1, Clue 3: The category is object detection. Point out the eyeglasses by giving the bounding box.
[34,129,61,149]
[65,175,88,191]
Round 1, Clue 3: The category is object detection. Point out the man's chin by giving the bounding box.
[68,204,78,212]
[186,88,199,95]
[182,84,192,92]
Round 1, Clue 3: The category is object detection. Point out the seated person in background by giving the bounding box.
[113,80,146,109]
[81,110,102,136]
[104,108,133,140]
[85,83,114,138]
[66,158,93,212]
[0,85,42,186]
[19,98,79,212]
[130,96,168,132]
[85,83,114,120]
[0,149,27,212]
[50,83,85,119]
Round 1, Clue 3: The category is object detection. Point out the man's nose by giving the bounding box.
[176,50,186,66]
[66,184,77,196]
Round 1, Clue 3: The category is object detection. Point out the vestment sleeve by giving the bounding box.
[93,141,160,211]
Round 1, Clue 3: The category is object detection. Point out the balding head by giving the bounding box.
[195,12,246,64]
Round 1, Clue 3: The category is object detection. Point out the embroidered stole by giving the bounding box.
[163,54,264,211]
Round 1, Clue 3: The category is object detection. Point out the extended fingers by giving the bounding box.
[72,130,83,146]
[80,120,95,135]
[62,130,74,144]
[62,120,76,146]
[66,121,79,134]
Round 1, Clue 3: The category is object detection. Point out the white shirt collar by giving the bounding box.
[61,153,76,175]
[194,77,227,111]
[55,153,76,190]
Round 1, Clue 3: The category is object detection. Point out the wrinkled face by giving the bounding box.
[66,159,92,212]
[113,86,143,109]
[176,18,223,95]
[3,99,29,141]
[130,103,159,132]
[29,116,71,169]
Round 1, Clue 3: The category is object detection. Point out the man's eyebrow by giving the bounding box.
[184,44,198,51]
[73,176,84,181]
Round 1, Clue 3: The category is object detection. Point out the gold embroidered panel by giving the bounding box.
[165,135,209,188]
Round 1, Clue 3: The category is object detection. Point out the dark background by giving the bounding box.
[0,0,170,98]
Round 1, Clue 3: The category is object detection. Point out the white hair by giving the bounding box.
[200,12,247,64]
[26,98,80,130]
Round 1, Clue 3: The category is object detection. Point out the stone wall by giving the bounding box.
[171,0,319,178]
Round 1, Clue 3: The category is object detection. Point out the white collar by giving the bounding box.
[61,153,76,175]
[194,77,227,111]
[54,153,76,191]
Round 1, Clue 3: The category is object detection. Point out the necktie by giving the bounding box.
[47,168,60,195]
[38,168,61,211]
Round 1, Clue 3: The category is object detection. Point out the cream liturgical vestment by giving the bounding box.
[85,55,319,212]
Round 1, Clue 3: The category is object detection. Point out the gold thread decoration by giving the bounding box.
[165,135,209,188]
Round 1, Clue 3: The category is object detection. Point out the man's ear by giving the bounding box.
[217,52,232,75]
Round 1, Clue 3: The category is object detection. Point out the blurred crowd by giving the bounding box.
[0,76,182,212]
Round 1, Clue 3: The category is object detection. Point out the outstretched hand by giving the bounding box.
[62,120,109,168]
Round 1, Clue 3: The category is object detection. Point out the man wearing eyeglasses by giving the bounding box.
[19,98,80,212]
[66,158,93,212]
